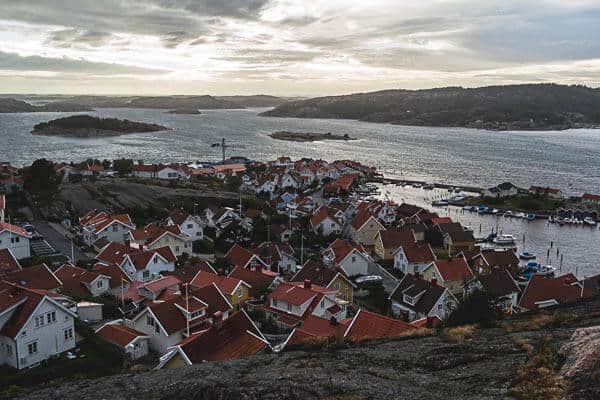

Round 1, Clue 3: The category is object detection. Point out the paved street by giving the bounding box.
[32,220,91,263]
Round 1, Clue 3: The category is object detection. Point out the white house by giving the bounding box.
[156,166,184,180]
[310,207,343,236]
[79,210,135,246]
[0,283,77,369]
[119,247,176,282]
[166,209,204,241]
[0,222,32,259]
[129,224,192,257]
[96,320,150,360]
[323,239,371,277]
[392,243,437,275]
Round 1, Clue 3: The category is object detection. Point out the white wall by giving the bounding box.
[129,311,182,354]
[339,252,369,277]
[177,216,203,241]
[13,299,75,369]
[0,231,30,259]
[83,221,132,246]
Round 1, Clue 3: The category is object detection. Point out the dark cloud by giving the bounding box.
[0,50,166,75]
[47,29,113,48]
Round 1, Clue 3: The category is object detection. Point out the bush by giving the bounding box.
[445,290,501,328]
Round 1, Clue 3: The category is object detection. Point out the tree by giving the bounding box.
[23,158,59,197]
[444,290,501,328]
[113,158,133,176]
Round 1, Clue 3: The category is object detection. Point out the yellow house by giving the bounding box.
[349,212,386,246]
[190,271,252,310]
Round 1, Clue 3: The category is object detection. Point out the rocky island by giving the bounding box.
[269,131,357,142]
[31,115,169,137]
[0,97,93,113]
[166,108,202,115]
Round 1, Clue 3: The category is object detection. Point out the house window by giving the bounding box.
[438,304,443,310]
[272,299,278,307]
[112,224,118,232]
[97,280,103,288]
[335,282,341,290]
[155,324,160,334]
[238,288,243,298]
[403,294,414,305]
[196,231,202,236]
[6,344,12,356]
[287,303,292,312]
[64,328,73,341]
[46,311,56,324]
[34,316,44,328]
[352,256,356,263]
[147,315,154,326]
[187,224,193,229]
[320,299,325,308]
[143,270,150,279]
[175,246,180,252]
[153,255,158,264]
[190,310,204,319]
[27,342,38,355]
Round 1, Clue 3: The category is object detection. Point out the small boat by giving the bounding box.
[584,217,597,226]
[463,205,475,211]
[526,213,536,221]
[492,208,500,214]
[516,212,526,219]
[432,199,449,206]
[493,234,517,245]
[477,205,488,214]
[519,251,537,260]
[412,183,422,188]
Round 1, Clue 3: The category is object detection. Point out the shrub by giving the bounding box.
[445,289,501,328]
[442,325,477,343]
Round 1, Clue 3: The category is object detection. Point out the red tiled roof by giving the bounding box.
[346,309,414,341]
[130,223,183,245]
[126,247,174,271]
[96,241,134,265]
[168,208,190,226]
[378,229,415,250]
[268,282,318,306]
[190,284,233,315]
[228,266,277,293]
[433,257,473,282]
[143,276,181,293]
[582,193,600,201]
[55,264,107,296]
[225,244,264,269]
[190,271,246,295]
[398,243,436,263]
[350,211,379,230]
[4,264,62,291]
[0,249,21,277]
[325,239,366,265]
[0,222,31,238]
[166,261,216,284]
[178,311,268,363]
[92,263,131,289]
[430,217,453,225]
[519,274,583,311]
[96,323,148,348]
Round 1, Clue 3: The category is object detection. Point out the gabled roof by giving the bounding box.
[190,284,233,315]
[166,261,216,284]
[519,274,583,311]
[479,269,520,298]
[0,248,21,277]
[175,310,269,363]
[130,223,185,245]
[96,322,149,348]
[378,228,415,250]
[345,309,414,341]
[96,241,134,265]
[324,239,366,265]
[350,211,382,230]
[168,208,191,226]
[290,260,340,288]
[80,210,133,234]
[431,257,473,282]
[225,244,267,269]
[228,266,277,293]
[190,271,248,295]
[394,243,436,264]
[477,250,520,268]
[142,275,181,294]
[0,281,76,338]
[267,282,317,306]
[4,264,62,291]
[389,274,447,314]
[92,262,131,289]
[125,247,175,271]
[55,264,108,296]
[0,222,32,238]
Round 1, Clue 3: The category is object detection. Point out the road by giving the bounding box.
[32,220,91,263]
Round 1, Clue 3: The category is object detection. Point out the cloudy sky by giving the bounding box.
[1,0,600,96]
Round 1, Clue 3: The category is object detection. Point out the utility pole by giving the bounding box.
[185,283,190,337]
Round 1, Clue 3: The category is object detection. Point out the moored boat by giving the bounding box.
[493,234,517,245]
[519,251,536,260]
[584,217,597,226]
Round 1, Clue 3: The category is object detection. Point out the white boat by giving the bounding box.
[584,217,597,226]
[516,212,526,219]
[493,234,517,245]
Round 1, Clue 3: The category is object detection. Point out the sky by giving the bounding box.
[1,0,600,96]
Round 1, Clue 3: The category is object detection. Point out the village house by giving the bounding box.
[128,284,232,353]
[118,276,181,306]
[0,282,77,369]
[129,223,192,257]
[228,266,279,298]
[119,247,176,282]
[471,249,520,275]
[392,242,437,274]
[0,221,32,259]
[284,308,415,348]
[529,186,563,199]
[389,274,459,322]
[291,260,354,304]
[253,242,297,274]
[582,193,600,205]
[55,264,111,298]
[481,182,519,198]
[156,310,270,369]
[95,320,150,360]
[92,263,132,297]
[322,239,372,277]
[310,206,344,236]
[479,269,521,311]
[373,228,416,260]
[4,264,63,292]
[264,280,347,329]
[224,244,270,271]
[79,210,135,246]
[166,208,204,241]
[421,257,475,297]
[519,274,587,311]
[165,261,217,284]
[270,224,293,242]
[441,226,475,253]
[190,271,251,310]
[348,211,386,246]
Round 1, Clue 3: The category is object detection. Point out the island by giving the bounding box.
[0,98,93,113]
[261,84,600,131]
[166,108,202,115]
[31,115,169,137]
[269,131,357,142]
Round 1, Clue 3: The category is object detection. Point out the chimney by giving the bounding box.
[426,316,434,328]
[431,278,437,286]
[414,271,421,279]
[304,279,312,290]
[213,311,223,330]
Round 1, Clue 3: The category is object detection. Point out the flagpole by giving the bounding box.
[185,283,190,337]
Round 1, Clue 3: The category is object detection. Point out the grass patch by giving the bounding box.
[509,334,565,400]
[504,312,575,333]
[442,325,477,343]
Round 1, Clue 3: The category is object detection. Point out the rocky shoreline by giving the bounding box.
[269,131,357,142]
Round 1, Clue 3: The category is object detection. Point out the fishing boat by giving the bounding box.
[584,217,597,226]
[493,234,517,245]
[519,251,536,260]
[526,213,536,221]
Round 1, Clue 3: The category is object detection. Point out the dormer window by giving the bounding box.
[404,294,415,305]
[190,309,204,320]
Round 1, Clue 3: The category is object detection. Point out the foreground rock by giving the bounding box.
[31,115,169,137]
[560,325,600,400]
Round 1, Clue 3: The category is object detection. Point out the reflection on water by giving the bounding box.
[378,184,600,278]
